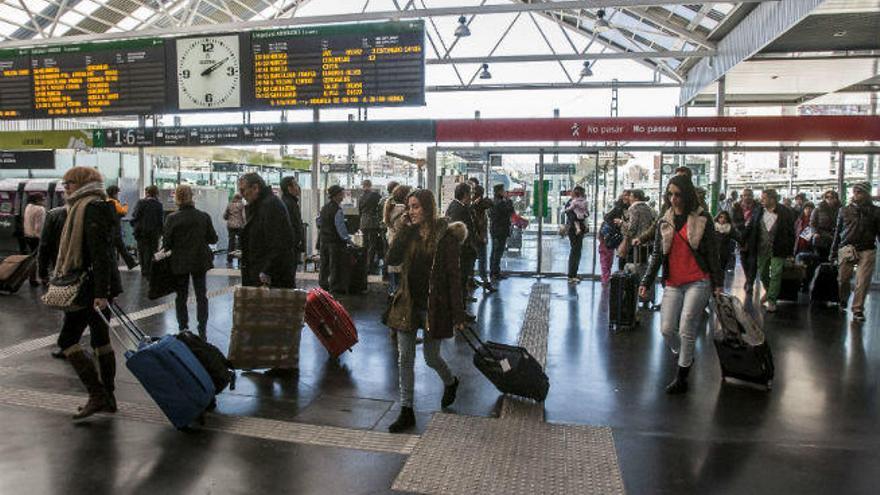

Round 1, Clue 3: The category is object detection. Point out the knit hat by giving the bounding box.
[327,185,344,197]
[853,182,871,195]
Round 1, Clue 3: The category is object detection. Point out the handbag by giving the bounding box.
[42,271,87,311]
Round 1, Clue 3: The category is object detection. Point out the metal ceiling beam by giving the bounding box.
[680,0,825,105]
[620,7,715,49]
[427,81,680,92]
[427,50,713,65]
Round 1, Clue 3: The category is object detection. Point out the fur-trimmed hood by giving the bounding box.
[658,206,707,255]
[444,219,468,245]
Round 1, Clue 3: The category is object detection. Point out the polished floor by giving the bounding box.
[0,259,878,494]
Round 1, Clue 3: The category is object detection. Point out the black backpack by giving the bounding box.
[176,331,236,395]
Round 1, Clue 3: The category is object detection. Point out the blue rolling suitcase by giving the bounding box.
[107,303,214,429]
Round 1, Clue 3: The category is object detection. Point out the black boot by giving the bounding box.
[388,406,416,433]
[65,347,108,420]
[441,377,459,408]
[665,365,690,395]
[96,346,117,413]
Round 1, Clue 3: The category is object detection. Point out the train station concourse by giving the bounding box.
[0,1,879,494]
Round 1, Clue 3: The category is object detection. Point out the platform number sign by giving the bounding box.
[176,35,242,110]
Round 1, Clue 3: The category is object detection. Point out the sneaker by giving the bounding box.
[766,302,777,313]
[853,311,865,322]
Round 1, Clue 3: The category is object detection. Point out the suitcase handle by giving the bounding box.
[459,326,501,361]
[107,301,150,345]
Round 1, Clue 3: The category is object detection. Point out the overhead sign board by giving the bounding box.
[0,150,54,169]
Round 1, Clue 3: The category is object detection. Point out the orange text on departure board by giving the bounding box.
[32,64,120,116]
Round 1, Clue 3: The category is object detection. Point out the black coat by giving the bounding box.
[359,190,382,230]
[446,200,477,252]
[489,197,514,239]
[162,205,218,275]
[756,203,797,258]
[81,202,123,301]
[131,196,164,239]
[38,206,67,280]
[281,192,305,255]
[731,201,763,253]
[832,200,880,256]
[241,190,296,288]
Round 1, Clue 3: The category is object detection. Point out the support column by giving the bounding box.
[837,150,845,197]
[713,77,725,216]
[137,115,146,195]
[868,86,878,184]
[537,150,545,276]
[311,108,321,249]
[427,147,437,198]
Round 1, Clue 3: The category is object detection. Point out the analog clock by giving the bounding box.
[176,35,241,110]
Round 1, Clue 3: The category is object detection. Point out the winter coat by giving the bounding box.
[489,197,515,238]
[240,189,296,288]
[384,218,467,339]
[641,207,723,290]
[471,197,493,244]
[224,200,246,230]
[23,203,46,238]
[359,190,382,230]
[281,191,305,255]
[37,206,67,280]
[811,200,840,252]
[756,203,797,259]
[131,196,164,238]
[162,205,218,275]
[731,201,763,253]
[446,200,477,254]
[831,200,880,256]
[620,201,655,257]
[54,202,122,302]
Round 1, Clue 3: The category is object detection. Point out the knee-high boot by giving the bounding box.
[64,345,108,419]
[96,345,117,413]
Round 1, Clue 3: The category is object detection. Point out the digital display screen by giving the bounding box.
[0,49,34,119]
[29,38,166,117]
[250,21,425,109]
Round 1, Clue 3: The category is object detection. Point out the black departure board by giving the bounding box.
[250,21,425,109]
[30,38,166,117]
[0,49,34,119]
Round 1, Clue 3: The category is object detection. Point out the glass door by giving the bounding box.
[659,152,722,213]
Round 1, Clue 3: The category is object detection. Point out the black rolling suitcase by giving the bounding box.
[609,271,639,330]
[810,262,839,305]
[461,327,549,402]
[0,255,35,294]
[346,245,368,294]
[777,260,805,302]
[713,293,774,389]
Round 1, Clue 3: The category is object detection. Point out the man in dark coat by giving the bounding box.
[445,182,477,312]
[731,188,763,294]
[810,189,840,261]
[831,182,880,321]
[488,184,514,283]
[318,185,352,293]
[358,179,382,274]
[130,185,164,277]
[756,189,796,312]
[280,176,304,285]
[238,173,296,289]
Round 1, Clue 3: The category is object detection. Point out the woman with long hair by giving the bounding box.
[384,189,468,432]
[639,175,723,394]
[52,167,122,418]
[383,184,413,296]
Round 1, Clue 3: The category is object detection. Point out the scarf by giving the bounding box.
[54,182,106,277]
[715,222,731,235]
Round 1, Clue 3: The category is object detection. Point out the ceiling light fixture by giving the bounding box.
[595,10,611,33]
[454,16,471,37]
[479,63,492,80]
[833,30,847,37]
[580,61,593,77]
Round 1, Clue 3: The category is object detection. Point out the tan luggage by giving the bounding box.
[227,286,307,369]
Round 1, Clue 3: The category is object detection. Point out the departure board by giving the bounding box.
[30,38,166,117]
[250,21,425,109]
[0,49,33,119]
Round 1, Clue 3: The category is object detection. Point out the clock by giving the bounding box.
[176,35,242,110]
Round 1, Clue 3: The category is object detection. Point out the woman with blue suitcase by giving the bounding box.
[50,167,122,419]
[639,175,723,395]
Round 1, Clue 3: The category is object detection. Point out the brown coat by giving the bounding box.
[385,218,467,339]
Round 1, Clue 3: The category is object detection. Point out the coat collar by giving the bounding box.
[658,207,706,254]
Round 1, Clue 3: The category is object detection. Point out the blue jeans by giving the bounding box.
[660,279,710,367]
[396,320,454,408]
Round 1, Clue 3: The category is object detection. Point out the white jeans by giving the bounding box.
[660,279,711,368]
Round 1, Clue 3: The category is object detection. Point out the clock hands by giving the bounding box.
[201,56,230,76]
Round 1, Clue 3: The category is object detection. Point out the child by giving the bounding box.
[715,211,733,272]
[566,194,589,235]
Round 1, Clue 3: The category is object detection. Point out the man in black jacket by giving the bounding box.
[358,179,382,274]
[280,176,304,285]
[38,204,68,359]
[489,184,514,282]
[445,182,477,310]
[831,182,880,321]
[318,185,352,293]
[731,188,763,294]
[131,185,164,277]
[755,189,796,312]
[811,190,840,261]
[238,173,296,289]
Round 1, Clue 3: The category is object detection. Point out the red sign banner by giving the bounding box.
[435,116,880,143]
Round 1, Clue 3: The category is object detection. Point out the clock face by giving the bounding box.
[176,35,241,110]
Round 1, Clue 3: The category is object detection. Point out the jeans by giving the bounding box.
[490,236,507,278]
[396,323,454,408]
[838,248,876,313]
[477,242,488,282]
[59,305,112,351]
[568,234,584,278]
[757,254,784,304]
[660,279,710,368]
[174,271,209,335]
[227,228,242,262]
[136,232,160,276]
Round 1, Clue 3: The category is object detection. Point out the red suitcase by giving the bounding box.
[304,288,358,358]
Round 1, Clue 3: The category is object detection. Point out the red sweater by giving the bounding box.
[666,224,709,287]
